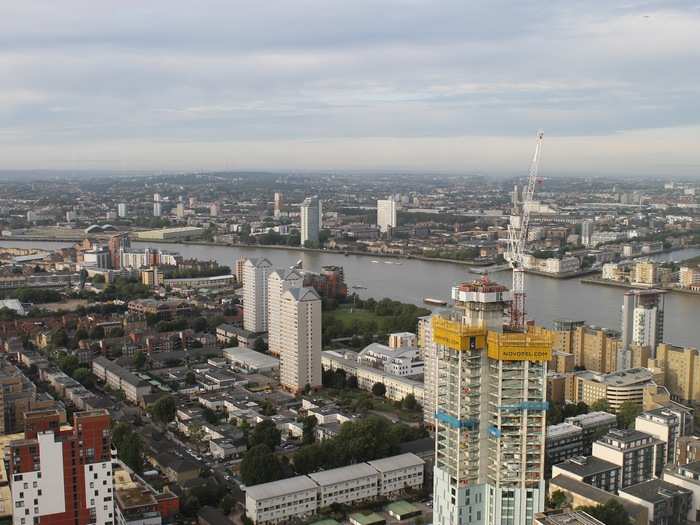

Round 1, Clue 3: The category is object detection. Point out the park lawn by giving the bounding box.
[330,306,382,329]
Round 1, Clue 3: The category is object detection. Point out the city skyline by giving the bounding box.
[0,1,698,175]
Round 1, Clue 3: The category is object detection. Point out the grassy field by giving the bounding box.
[330,306,381,328]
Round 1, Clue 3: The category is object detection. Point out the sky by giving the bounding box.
[0,1,699,176]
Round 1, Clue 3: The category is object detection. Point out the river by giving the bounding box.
[2,240,699,348]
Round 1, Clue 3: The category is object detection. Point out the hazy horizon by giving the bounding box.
[1,1,698,176]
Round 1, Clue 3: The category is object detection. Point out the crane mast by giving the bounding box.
[505,131,544,330]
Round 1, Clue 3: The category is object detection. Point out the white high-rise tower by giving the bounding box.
[432,278,551,525]
[242,258,273,333]
[300,196,321,246]
[279,287,322,393]
[377,197,397,233]
[267,268,304,357]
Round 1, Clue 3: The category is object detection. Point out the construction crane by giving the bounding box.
[505,131,544,330]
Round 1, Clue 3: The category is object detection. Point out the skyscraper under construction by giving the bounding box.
[432,278,552,525]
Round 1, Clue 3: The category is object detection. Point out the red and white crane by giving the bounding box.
[505,131,544,330]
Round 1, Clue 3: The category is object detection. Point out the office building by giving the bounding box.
[279,287,322,394]
[620,289,666,368]
[175,202,185,219]
[245,453,424,525]
[267,268,303,357]
[591,429,665,488]
[242,258,273,333]
[432,279,550,525]
[546,424,584,478]
[8,409,115,525]
[300,196,321,246]
[573,368,656,411]
[377,197,397,233]
[564,412,617,453]
[117,203,127,218]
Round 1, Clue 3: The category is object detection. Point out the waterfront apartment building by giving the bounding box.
[243,258,273,333]
[620,289,666,367]
[679,264,700,290]
[432,278,549,525]
[591,429,665,488]
[8,409,115,525]
[279,287,322,393]
[650,344,700,403]
[245,453,424,525]
[377,197,397,233]
[571,326,621,374]
[267,269,303,357]
[300,196,321,246]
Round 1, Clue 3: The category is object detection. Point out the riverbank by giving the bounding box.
[580,276,700,297]
[524,267,600,280]
[0,236,497,268]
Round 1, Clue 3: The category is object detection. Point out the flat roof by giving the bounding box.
[547,423,583,440]
[366,453,424,472]
[554,456,620,478]
[385,500,419,515]
[565,411,617,427]
[222,347,279,369]
[349,513,385,525]
[534,511,604,525]
[245,475,318,501]
[308,462,378,486]
[550,476,645,520]
[620,479,691,503]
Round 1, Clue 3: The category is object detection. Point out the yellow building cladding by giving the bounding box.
[432,315,552,362]
[431,316,486,351]
[486,331,552,362]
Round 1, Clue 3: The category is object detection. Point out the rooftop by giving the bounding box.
[366,453,424,472]
[553,456,620,478]
[308,462,379,486]
[620,479,691,504]
[245,475,318,501]
[577,367,654,387]
[534,511,604,525]
[564,411,617,427]
[547,423,583,441]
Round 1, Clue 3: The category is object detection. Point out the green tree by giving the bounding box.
[57,354,80,375]
[112,422,144,473]
[240,444,282,486]
[249,419,281,450]
[51,329,69,348]
[617,401,642,429]
[372,382,386,397]
[577,500,630,525]
[185,371,197,385]
[549,490,567,509]
[302,416,318,445]
[149,395,177,425]
[401,394,419,411]
[220,494,236,514]
[191,317,208,333]
[88,325,105,340]
[590,399,610,412]
[72,367,94,388]
[133,351,147,369]
[253,337,268,354]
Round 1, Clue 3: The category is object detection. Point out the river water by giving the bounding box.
[3,240,699,348]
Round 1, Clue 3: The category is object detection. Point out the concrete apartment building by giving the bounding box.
[279,287,322,394]
[267,268,303,357]
[245,453,424,525]
[243,257,273,333]
[0,360,62,434]
[663,461,700,522]
[618,479,691,525]
[321,350,425,404]
[591,429,665,489]
[8,409,115,525]
[571,326,621,374]
[92,356,151,403]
